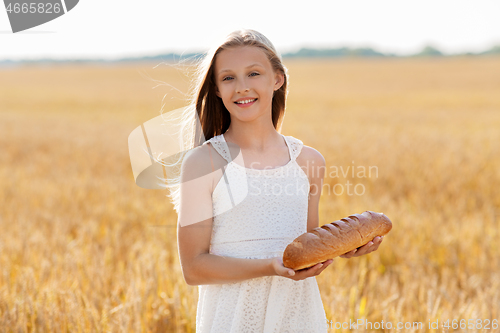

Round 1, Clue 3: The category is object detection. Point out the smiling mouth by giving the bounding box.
[235,98,257,105]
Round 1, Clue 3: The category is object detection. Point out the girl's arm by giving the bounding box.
[295,145,327,232]
[177,144,276,286]
[300,146,327,233]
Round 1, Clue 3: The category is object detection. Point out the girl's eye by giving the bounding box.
[222,72,259,81]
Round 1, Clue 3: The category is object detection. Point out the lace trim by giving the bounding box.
[209,138,231,163]
[204,134,304,165]
[286,136,304,160]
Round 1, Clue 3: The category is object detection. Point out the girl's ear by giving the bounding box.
[215,85,221,98]
[274,72,285,92]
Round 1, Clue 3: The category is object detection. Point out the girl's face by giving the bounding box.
[214,46,284,123]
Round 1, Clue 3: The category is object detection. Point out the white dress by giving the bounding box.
[196,133,328,333]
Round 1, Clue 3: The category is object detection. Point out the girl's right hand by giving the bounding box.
[271,257,333,280]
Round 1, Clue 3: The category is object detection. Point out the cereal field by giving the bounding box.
[0,56,499,332]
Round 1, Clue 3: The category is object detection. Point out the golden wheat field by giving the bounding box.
[1,55,499,333]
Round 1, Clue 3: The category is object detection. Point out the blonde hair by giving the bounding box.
[161,29,289,214]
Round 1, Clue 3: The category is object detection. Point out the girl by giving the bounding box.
[173,29,384,332]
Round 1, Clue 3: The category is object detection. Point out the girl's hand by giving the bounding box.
[340,236,384,259]
[271,257,334,281]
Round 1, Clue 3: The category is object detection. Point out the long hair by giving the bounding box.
[162,29,289,214]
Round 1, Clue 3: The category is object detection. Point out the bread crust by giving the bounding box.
[282,211,392,270]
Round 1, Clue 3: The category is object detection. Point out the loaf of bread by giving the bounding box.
[283,211,392,270]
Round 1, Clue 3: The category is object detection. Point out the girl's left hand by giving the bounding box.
[339,236,384,259]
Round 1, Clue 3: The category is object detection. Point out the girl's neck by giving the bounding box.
[223,123,282,153]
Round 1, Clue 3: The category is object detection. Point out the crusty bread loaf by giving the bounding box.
[283,211,392,270]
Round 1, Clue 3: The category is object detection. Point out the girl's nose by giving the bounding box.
[235,79,250,94]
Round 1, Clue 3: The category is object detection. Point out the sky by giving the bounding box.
[1,0,500,61]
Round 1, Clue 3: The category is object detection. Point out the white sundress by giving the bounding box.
[196,133,328,333]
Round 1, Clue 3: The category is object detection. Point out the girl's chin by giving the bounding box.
[229,105,257,114]
[228,110,265,121]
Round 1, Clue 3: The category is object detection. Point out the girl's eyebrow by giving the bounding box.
[218,63,264,75]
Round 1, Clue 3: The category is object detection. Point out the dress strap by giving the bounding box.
[283,135,304,161]
[203,134,304,163]
[202,134,232,163]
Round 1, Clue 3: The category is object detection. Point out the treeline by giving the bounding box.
[282,44,500,58]
[1,44,500,67]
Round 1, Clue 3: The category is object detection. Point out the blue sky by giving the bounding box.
[1,0,499,60]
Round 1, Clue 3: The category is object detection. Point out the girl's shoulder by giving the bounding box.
[283,135,324,162]
[290,136,326,180]
[181,142,226,179]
